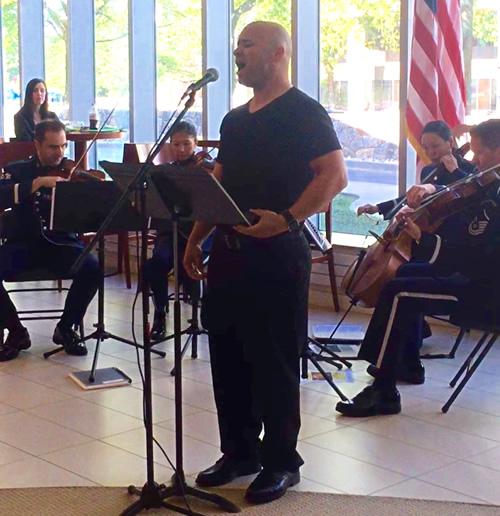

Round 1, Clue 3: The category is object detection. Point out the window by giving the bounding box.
[231,0,291,107]
[320,0,400,236]
[95,0,130,163]
[156,0,203,136]
[44,0,68,120]
[466,2,498,122]
[1,0,20,138]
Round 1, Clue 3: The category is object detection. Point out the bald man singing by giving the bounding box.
[184,21,347,504]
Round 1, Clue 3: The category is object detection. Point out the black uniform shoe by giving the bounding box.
[150,310,166,342]
[245,469,300,504]
[367,360,425,385]
[53,325,87,356]
[0,327,31,362]
[196,455,262,487]
[336,384,401,417]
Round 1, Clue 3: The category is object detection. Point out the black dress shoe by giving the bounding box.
[0,327,31,362]
[336,384,401,417]
[367,361,425,385]
[245,469,300,504]
[53,325,87,356]
[150,310,166,342]
[196,455,262,487]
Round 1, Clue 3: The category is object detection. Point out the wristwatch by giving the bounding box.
[280,209,300,232]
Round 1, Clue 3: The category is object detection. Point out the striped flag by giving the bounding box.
[406,0,466,164]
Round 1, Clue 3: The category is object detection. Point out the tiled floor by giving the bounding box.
[1,276,499,508]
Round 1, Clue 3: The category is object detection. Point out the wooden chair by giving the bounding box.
[123,141,174,165]
[0,141,36,171]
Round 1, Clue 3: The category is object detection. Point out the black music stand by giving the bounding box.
[103,160,247,515]
[47,181,166,387]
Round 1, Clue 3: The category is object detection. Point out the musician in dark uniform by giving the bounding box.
[183,21,347,504]
[336,118,500,417]
[358,120,476,219]
[356,120,476,383]
[143,121,213,342]
[0,120,101,361]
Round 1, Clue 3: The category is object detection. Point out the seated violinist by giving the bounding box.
[357,120,476,219]
[0,119,101,361]
[336,118,500,417]
[143,121,213,341]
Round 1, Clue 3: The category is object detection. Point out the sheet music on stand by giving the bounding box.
[49,181,142,232]
[101,160,251,226]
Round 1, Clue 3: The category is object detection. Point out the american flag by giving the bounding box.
[406,0,466,163]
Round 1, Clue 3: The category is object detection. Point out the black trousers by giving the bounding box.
[205,230,311,472]
[0,237,101,330]
[358,262,469,377]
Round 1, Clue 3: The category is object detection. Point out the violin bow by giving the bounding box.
[385,142,472,220]
[67,106,117,179]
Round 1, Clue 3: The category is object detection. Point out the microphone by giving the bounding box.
[187,68,219,93]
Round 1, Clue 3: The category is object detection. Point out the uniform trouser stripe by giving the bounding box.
[376,291,458,368]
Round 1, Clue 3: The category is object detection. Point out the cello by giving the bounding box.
[342,163,500,307]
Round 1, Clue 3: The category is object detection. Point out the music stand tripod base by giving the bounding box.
[312,323,365,346]
[68,367,132,390]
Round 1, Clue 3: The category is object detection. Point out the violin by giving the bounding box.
[192,150,215,172]
[342,163,500,307]
[42,157,106,182]
[384,143,472,220]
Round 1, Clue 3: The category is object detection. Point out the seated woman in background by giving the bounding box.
[14,78,60,141]
[357,120,476,219]
[143,121,214,342]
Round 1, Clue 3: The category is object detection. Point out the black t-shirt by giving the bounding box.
[217,87,341,213]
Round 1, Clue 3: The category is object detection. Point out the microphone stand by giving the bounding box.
[71,90,239,515]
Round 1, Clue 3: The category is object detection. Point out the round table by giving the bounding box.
[66,130,125,169]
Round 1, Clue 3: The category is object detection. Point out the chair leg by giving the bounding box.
[449,332,489,387]
[116,231,132,289]
[57,279,63,293]
[448,327,467,359]
[442,333,498,413]
[117,233,124,274]
[301,354,309,379]
[326,249,340,312]
[123,232,132,289]
[421,327,468,360]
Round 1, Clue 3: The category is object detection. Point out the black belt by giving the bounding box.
[218,224,304,251]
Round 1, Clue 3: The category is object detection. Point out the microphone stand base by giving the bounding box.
[122,477,241,516]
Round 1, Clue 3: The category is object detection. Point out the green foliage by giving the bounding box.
[473,8,497,47]
[156,0,202,83]
[44,0,67,100]
[332,193,388,236]
[95,0,129,99]
[233,0,291,34]
[355,0,399,52]
[1,0,19,84]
